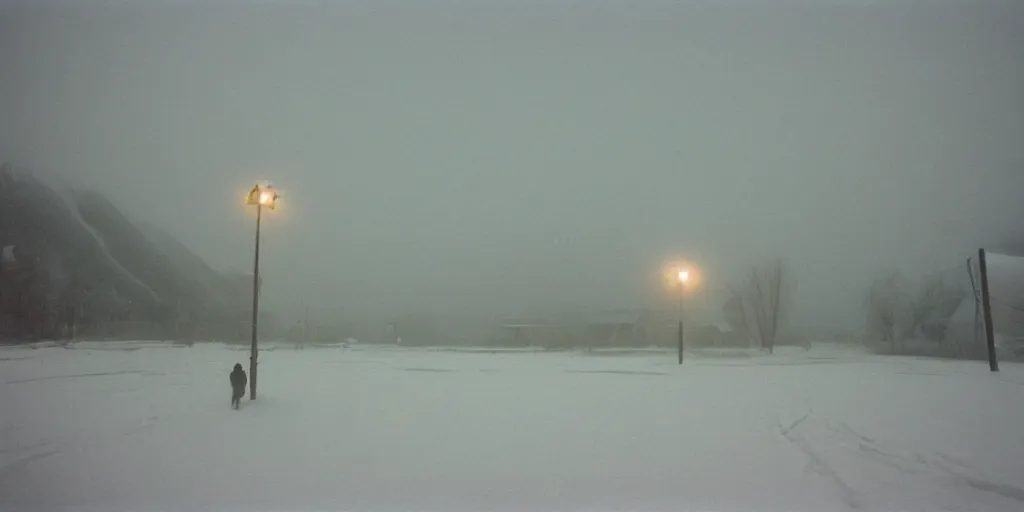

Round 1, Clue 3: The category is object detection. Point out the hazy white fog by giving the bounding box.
[2,0,1022,329]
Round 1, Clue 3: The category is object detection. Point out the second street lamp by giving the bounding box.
[245,182,279,400]
[677,268,689,364]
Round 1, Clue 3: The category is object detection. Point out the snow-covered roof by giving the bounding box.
[586,310,643,325]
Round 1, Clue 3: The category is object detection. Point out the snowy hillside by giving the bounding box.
[0,164,160,308]
[0,164,238,340]
[2,344,1023,511]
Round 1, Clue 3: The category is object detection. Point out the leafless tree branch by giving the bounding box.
[743,259,791,353]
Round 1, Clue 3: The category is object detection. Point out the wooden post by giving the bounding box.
[978,248,998,372]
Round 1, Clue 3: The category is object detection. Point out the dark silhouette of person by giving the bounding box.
[230,363,247,409]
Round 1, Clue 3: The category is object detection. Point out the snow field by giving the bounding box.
[2,343,1023,511]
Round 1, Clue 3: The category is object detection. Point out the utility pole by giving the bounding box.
[978,248,999,372]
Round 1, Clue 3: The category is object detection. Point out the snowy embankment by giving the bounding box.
[2,343,1023,512]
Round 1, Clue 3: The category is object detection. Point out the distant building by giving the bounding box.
[486,306,729,349]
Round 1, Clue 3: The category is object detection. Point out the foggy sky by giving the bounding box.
[2,0,1022,329]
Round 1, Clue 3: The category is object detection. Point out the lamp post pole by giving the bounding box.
[249,202,262,399]
[677,269,688,364]
[678,283,685,364]
[245,182,279,400]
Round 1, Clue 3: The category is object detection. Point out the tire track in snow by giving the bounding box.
[780,411,810,436]
[0,445,63,482]
[825,419,1024,506]
[6,370,163,384]
[0,414,162,485]
[777,410,864,510]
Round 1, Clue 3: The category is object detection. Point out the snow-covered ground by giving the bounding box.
[2,343,1023,512]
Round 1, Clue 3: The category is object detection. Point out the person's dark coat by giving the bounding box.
[230,363,247,406]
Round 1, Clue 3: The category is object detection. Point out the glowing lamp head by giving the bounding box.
[247,183,280,209]
[661,259,701,293]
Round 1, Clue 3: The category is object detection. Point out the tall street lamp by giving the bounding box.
[246,182,279,400]
[677,268,689,364]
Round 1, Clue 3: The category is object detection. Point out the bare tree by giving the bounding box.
[964,257,982,355]
[907,277,942,338]
[865,268,966,353]
[743,259,793,353]
[723,284,753,347]
[864,270,905,351]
